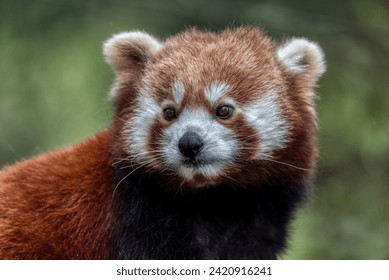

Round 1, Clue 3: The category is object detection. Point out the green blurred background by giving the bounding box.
[1,0,388,259]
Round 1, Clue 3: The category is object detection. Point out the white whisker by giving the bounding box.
[262,158,309,171]
[112,163,148,198]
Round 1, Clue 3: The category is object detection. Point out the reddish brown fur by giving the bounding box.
[0,26,323,259]
[0,130,115,259]
[146,27,285,107]
[111,27,319,188]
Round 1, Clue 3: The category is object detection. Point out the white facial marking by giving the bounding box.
[161,108,239,180]
[244,91,289,158]
[172,81,185,105]
[205,82,229,105]
[126,87,160,163]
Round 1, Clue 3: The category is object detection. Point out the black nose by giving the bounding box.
[178,131,204,158]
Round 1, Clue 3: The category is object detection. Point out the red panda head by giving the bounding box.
[104,27,326,190]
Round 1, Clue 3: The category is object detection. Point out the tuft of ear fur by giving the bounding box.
[103,31,163,100]
[103,31,162,72]
[277,38,326,86]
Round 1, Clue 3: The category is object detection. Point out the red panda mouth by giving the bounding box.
[183,157,200,167]
[181,157,218,175]
[182,156,227,167]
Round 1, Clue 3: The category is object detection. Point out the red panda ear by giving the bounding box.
[103,31,162,72]
[277,38,326,87]
[103,31,163,100]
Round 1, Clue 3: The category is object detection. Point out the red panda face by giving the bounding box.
[104,27,325,189]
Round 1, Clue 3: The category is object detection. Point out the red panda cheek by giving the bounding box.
[147,118,169,166]
[221,113,260,161]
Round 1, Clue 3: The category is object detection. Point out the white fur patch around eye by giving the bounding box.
[205,82,229,105]
[244,91,289,159]
[172,81,185,105]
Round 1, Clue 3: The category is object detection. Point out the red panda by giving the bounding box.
[0,26,325,259]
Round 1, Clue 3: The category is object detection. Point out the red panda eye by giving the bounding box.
[163,108,177,121]
[216,105,234,119]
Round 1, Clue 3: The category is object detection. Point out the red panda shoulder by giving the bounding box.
[0,129,115,259]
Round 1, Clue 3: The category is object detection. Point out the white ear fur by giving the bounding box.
[103,31,163,100]
[103,31,163,72]
[277,38,326,85]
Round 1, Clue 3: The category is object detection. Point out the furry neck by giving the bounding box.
[108,164,308,259]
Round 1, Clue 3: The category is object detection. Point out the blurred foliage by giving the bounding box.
[0,0,388,259]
